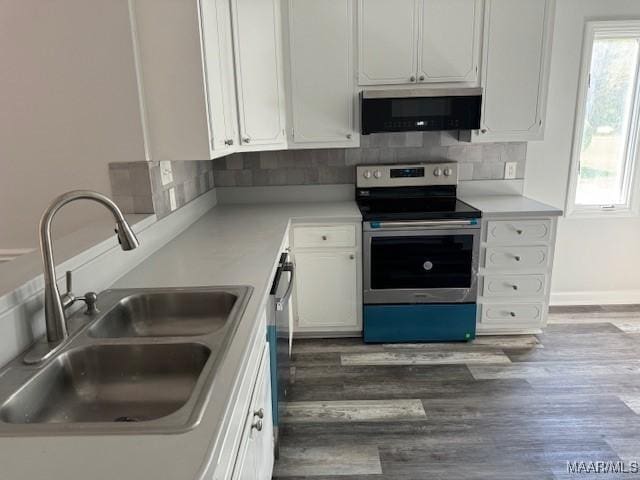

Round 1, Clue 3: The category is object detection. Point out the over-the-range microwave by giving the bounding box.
[360,87,482,135]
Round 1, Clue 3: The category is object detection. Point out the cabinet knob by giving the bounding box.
[419,75,425,81]
[322,235,327,241]
[516,229,523,235]
[251,419,263,432]
[254,408,264,419]
[243,137,251,144]
[481,129,488,134]
[514,255,521,262]
[410,75,416,82]
[224,139,234,146]
[346,133,352,139]
[349,254,355,260]
[511,285,518,291]
[509,311,517,317]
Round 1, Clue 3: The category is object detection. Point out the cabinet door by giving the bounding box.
[130,0,211,160]
[232,344,274,480]
[475,0,554,141]
[200,0,239,158]
[358,0,419,85]
[417,0,481,83]
[294,250,358,329]
[231,0,287,150]
[287,0,359,148]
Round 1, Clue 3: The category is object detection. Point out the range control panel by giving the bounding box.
[356,162,458,188]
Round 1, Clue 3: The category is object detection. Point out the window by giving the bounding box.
[568,21,640,216]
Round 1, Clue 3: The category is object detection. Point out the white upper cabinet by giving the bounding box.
[472,0,555,142]
[358,0,419,85]
[200,0,239,158]
[129,0,212,161]
[418,0,481,83]
[285,0,359,148]
[231,0,287,151]
[358,0,481,86]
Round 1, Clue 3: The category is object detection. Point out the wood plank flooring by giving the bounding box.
[274,305,640,479]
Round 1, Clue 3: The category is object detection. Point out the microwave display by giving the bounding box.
[361,92,482,135]
[391,98,451,117]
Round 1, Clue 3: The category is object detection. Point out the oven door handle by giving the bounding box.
[368,219,479,230]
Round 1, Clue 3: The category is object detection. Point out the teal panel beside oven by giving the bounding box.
[364,304,477,343]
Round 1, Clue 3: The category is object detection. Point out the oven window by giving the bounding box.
[370,235,473,290]
[391,98,451,118]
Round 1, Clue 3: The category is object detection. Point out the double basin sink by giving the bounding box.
[0,286,252,435]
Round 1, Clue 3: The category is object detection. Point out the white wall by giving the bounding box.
[0,0,146,250]
[526,0,640,305]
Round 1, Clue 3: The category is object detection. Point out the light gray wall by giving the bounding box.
[526,0,640,304]
[0,0,146,250]
[212,132,527,187]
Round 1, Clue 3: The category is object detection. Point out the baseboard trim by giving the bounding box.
[550,290,640,306]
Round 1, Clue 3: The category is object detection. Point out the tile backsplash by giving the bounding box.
[109,160,215,218]
[212,132,527,187]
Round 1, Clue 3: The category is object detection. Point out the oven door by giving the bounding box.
[363,220,480,304]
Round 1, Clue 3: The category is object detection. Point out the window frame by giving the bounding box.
[566,20,640,218]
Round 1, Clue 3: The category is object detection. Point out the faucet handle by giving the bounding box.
[65,270,73,294]
[60,271,76,309]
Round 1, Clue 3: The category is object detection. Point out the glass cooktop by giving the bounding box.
[357,196,481,221]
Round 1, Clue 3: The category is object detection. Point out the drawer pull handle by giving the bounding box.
[253,408,264,419]
[251,419,263,432]
[509,311,517,317]
[514,256,521,262]
[322,235,327,241]
[511,285,518,290]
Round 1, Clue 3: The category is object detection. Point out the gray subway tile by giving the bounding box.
[213,170,237,187]
[259,152,280,169]
[458,162,474,181]
[132,195,154,213]
[345,148,363,166]
[112,195,134,213]
[225,155,243,170]
[444,145,483,163]
[235,170,253,186]
[109,168,132,196]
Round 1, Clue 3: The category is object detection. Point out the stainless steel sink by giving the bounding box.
[0,285,252,435]
[1,343,210,424]
[89,291,238,338]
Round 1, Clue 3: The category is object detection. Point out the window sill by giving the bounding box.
[565,207,640,219]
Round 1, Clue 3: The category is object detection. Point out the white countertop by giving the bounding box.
[0,192,559,479]
[0,201,360,480]
[460,194,563,217]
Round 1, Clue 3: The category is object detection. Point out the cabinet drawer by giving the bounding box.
[484,246,549,270]
[482,274,546,298]
[480,302,543,327]
[293,225,356,248]
[486,219,551,244]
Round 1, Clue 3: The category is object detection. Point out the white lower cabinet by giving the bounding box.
[477,215,558,335]
[232,343,273,480]
[211,308,273,480]
[291,223,362,336]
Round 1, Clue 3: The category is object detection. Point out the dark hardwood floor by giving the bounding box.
[273,305,640,479]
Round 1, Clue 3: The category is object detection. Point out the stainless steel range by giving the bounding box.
[356,162,482,343]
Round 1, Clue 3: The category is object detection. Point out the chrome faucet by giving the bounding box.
[38,190,138,345]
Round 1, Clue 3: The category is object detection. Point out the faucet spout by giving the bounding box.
[39,190,139,344]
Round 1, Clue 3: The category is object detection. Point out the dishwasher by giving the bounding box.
[267,251,294,455]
